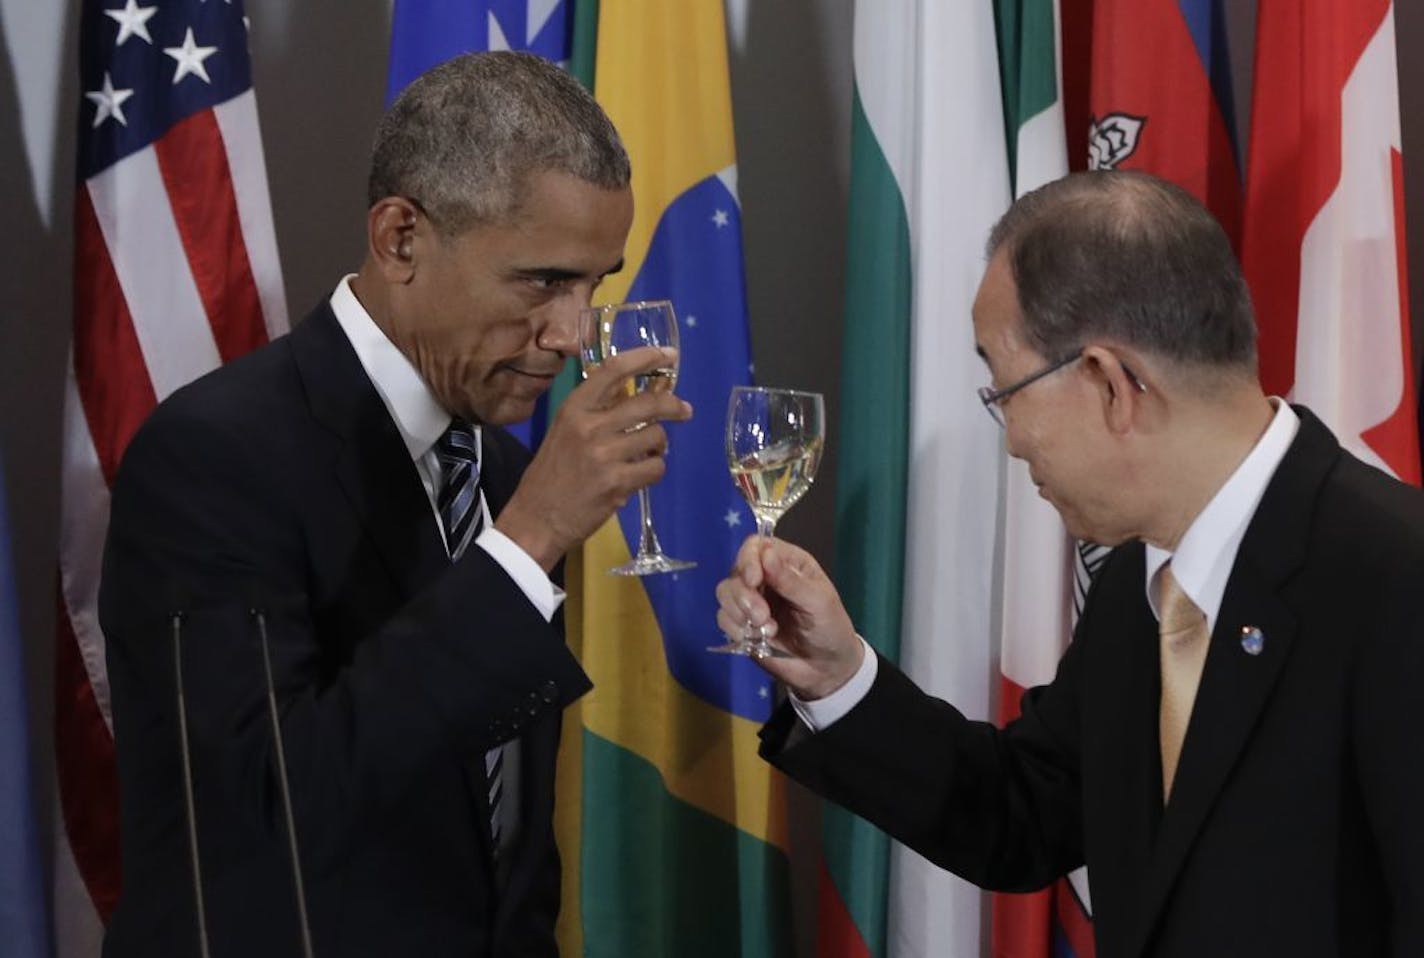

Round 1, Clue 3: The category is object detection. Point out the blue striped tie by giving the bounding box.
[434,420,503,855]
[435,420,483,558]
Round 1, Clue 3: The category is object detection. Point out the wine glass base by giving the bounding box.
[609,553,697,577]
[705,639,792,659]
[706,639,751,655]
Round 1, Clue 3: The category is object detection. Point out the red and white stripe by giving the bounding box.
[56,87,285,955]
[1244,1,1417,484]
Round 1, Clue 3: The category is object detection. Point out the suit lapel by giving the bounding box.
[295,304,544,883]
[1127,408,1340,956]
[1079,543,1163,949]
[492,707,560,936]
[478,425,521,521]
[289,304,449,601]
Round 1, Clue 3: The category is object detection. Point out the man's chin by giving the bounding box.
[1061,515,1130,549]
[473,397,541,428]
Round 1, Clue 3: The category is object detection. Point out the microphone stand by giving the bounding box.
[173,610,212,958]
[253,607,317,958]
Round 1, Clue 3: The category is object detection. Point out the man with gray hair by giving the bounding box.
[717,171,1424,955]
[100,52,683,956]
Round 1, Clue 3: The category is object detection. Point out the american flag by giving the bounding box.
[57,1,286,952]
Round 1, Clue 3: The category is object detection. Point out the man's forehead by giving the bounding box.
[972,256,1019,332]
[458,177,631,256]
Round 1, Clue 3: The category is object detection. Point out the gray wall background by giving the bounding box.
[1,1,1421,953]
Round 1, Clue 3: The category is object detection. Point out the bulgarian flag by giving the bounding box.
[827,2,1009,955]
[1242,0,1418,485]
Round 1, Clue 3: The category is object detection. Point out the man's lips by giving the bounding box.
[500,364,560,381]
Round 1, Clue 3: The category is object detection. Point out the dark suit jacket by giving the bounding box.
[762,408,1424,957]
[99,303,592,957]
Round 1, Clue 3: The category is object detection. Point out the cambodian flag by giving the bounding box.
[1088,0,1242,243]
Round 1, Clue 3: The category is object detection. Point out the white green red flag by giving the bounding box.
[990,1,1097,956]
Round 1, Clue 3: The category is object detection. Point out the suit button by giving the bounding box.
[527,704,540,717]
[540,680,557,703]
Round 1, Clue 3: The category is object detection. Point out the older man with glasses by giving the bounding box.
[717,170,1424,957]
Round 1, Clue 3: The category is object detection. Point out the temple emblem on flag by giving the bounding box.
[1088,113,1146,170]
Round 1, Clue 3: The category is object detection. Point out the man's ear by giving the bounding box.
[367,197,420,282]
[1082,345,1147,435]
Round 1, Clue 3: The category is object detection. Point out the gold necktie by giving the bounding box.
[1157,564,1209,802]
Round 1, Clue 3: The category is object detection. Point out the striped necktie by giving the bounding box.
[1072,540,1113,621]
[434,420,503,854]
[435,420,484,558]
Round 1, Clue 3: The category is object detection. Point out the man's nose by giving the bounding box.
[536,291,588,358]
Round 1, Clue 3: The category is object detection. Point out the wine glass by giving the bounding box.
[578,300,695,576]
[709,386,825,657]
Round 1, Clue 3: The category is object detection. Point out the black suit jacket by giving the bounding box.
[99,303,592,957]
[762,408,1424,957]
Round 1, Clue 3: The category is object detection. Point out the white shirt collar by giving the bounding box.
[329,275,451,461]
[1143,399,1300,630]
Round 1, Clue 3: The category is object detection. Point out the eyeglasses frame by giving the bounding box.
[977,347,1145,427]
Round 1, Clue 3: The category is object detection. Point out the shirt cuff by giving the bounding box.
[789,637,878,732]
[475,527,566,623]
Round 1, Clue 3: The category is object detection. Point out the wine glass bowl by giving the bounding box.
[726,389,825,538]
[580,303,679,393]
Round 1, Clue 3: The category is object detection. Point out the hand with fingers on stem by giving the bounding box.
[495,345,692,572]
[714,535,865,700]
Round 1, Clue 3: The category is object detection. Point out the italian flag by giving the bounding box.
[991,1,1097,956]
[826,2,1008,955]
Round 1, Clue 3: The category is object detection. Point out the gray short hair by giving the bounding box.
[368,51,631,234]
[986,171,1256,372]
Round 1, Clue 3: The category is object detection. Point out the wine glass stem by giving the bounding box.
[747,515,778,652]
[635,487,663,558]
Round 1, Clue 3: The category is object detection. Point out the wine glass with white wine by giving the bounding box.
[578,300,695,576]
[710,386,825,657]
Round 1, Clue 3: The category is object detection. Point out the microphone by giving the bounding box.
[171,607,212,958]
[250,602,317,958]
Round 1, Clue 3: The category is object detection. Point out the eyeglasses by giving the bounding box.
[976,349,1145,428]
[977,349,1084,427]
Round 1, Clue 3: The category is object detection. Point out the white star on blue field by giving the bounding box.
[616,168,772,721]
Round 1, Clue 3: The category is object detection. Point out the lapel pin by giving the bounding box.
[1240,626,1265,656]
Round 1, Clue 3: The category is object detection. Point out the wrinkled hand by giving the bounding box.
[714,536,863,700]
[496,346,691,570]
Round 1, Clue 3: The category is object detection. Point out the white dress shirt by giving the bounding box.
[329,275,566,850]
[1142,399,1298,629]
[796,399,1300,733]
